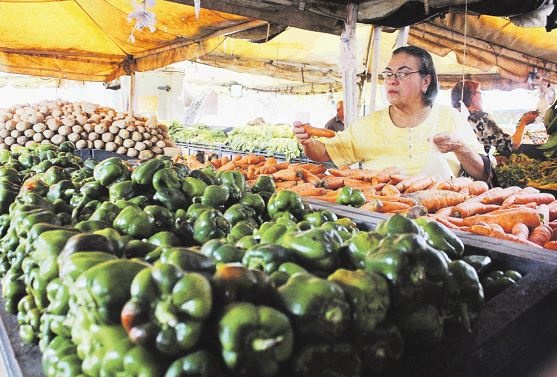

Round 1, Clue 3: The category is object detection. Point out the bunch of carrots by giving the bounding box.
[174,151,557,250]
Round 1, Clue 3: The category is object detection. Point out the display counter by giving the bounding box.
[2,200,557,377]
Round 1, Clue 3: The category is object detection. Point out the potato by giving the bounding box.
[88,132,100,141]
[4,137,15,146]
[0,129,8,138]
[101,133,114,143]
[16,121,31,132]
[76,140,87,149]
[94,140,105,149]
[24,129,35,138]
[114,136,123,146]
[134,141,146,151]
[131,131,142,142]
[105,142,117,152]
[43,129,54,139]
[139,150,154,160]
[16,136,28,145]
[68,133,80,143]
[83,123,94,133]
[116,146,127,155]
[33,133,44,142]
[10,130,21,138]
[46,118,60,131]
[156,140,166,148]
[86,140,94,149]
[62,117,75,128]
[127,148,139,158]
[95,123,108,134]
[123,139,135,148]
[51,134,65,145]
[58,125,72,136]
[112,120,126,129]
[151,146,162,154]
[109,125,119,134]
[118,129,130,139]
[33,123,47,133]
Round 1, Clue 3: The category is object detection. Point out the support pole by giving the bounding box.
[129,72,136,115]
[340,3,358,127]
[368,25,382,114]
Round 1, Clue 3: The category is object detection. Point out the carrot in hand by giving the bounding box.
[302,123,336,138]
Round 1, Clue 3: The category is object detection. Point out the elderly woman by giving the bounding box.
[293,46,491,183]
[451,80,539,156]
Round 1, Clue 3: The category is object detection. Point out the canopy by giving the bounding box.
[0,0,556,91]
[0,0,265,81]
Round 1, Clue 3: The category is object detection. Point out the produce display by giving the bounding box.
[175,153,557,250]
[0,100,173,159]
[170,122,304,160]
[0,142,523,376]
[168,123,227,146]
[539,99,557,158]
[495,154,557,190]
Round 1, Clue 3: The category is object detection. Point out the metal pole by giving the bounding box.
[129,72,135,115]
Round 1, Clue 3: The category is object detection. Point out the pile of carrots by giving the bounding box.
[176,152,557,250]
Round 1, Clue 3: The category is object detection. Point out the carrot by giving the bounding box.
[404,177,435,193]
[275,181,297,189]
[302,123,336,138]
[387,174,405,185]
[500,186,539,206]
[395,174,427,192]
[220,156,230,166]
[462,207,541,233]
[308,195,338,203]
[300,168,323,187]
[434,177,473,192]
[259,166,278,175]
[549,220,557,231]
[232,154,243,162]
[381,184,401,196]
[429,215,465,229]
[361,199,384,212]
[480,186,522,204]
[343,178,374,190]
[376,201,412,213]
[403,190,468,212]
[545,200,557,221]
[460,180,489,196]
[298,163,327,175]
[528,224,553,246]
[511,223,530,240]
[435,206,454,217]
[322,176,345,190]
[503,192,554,207]
[544,241,557,250]
[373,167,400,184]
[365,195,417,207]
[469,223,492,236]
[451,202,500,218]
[247,154,264,165]
[289,183,328,197]
[210,158,222,169]
[272,168,302,181]
[275,161,290,170]
[217,160,236,172]
[328,168,355,177]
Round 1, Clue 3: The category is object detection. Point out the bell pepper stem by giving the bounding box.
[252,335,284,352]
[325,307,344,325]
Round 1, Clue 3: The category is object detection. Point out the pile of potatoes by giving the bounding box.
[0,100,174,159]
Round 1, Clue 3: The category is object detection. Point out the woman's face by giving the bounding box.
[384,53,431,107]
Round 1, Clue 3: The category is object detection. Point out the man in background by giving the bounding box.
[324,100,345,132]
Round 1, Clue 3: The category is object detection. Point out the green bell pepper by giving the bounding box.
[375,213,422,237]
[121,264,213,355]
[336,186,366,207]
[131,156,169,186]
[292,343,361,377]
[328,268,390,334]
[242,244,294,274]
[154,188,190,211]
[109,180,140,202]
[419,219,464,259]
[356,323,404,375]
[93,157,130,186]
[89,201,121,223]
[251,175,275,194]
[239,192,266,216]
[113,206,156,239]
[394,304,445,346]
[278,273,350,340]
[267,190,306,220]
[347,231,382,269]
[481,269,522,300]
[192,209,230,245]
[281,228,342,271]
[444,260,484,332]
[144,205,175,232]
[223,203,257,227]
[72,259,148,324]
[164,350,223,377]
[153,167,181,191]
[200,239,245,264]
[212,264,276,306]
[182,177,208,198]
[201,185,230,209]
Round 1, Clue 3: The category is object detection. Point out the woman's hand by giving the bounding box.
[432,132,464,153]
[293,121,311,145]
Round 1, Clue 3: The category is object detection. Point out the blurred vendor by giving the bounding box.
[324,100,345,132]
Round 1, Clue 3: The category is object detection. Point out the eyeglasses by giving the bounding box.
[381,70,422,80]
